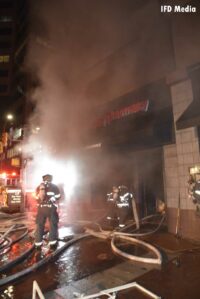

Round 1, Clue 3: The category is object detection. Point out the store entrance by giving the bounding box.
[135,147,164,218]
[88,146,164,216]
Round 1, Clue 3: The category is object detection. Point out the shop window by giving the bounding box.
[11,158,20,167]
[0,55,10,63]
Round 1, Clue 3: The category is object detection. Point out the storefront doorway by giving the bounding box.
[134,147,164,217]
[89,146,164,217]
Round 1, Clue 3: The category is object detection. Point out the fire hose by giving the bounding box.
[0,224,30,259]
[0,233,90,287]
[83,213,166,265]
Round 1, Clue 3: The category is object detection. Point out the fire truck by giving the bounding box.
[0,171,24,212]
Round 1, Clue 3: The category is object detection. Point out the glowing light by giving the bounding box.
[1,172,7,179]
[24,155,78,199]
[6,114,13,121]
[63,161,78,198]
[11,172,16,176]
[32,192,36,198]
[190,165,200,174]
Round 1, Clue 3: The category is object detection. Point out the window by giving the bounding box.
[0,55,10,63]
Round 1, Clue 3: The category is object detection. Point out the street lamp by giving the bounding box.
[2,113,14,133]
[6,114,14,121]
[1,113,14,146]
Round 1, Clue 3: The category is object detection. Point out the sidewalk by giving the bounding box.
[45,233,200,299]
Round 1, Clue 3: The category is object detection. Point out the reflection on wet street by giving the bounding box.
[1,211,200,299]
[0,213,166,299]
[0,226,121,299]
[55,238,119,285]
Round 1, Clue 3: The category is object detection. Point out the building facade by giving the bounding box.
[0,0,15,112]
[0,0,29,185]
[73,0,200,240]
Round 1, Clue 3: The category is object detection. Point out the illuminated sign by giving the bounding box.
[7,189,22,204]
[11,158,20,167]
[13,128,22,140]
[94,100,149,128]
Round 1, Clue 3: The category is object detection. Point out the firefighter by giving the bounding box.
[35,174,61,248]
[192,175,200,215]
[106,186,120,225]
[117,185,139,229]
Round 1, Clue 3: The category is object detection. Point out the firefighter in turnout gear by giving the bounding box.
[35,174,61,248]
[106,186,120,225]
[117,185,139,229]
[191,175,200,215]
[106,185,139,229]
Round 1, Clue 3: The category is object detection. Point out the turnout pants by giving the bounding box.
[117,206,130,226]
[107,201,117,220]
[35,204,59,243]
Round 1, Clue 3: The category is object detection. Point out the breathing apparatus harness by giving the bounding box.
[37,182,57,207]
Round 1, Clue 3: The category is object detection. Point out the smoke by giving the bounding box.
[23,0,122,191]
[25,0,160,151]
[24,0,138,189]
[23,0,172,201]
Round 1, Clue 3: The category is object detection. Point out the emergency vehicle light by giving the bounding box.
[0,171,19,179]
[1,172,7,179]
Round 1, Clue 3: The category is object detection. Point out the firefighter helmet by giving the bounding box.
[42,174,53,182]
[112,186,119,193]
[118,185,128,195]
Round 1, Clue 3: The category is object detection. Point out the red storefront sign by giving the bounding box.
[94,99,149,128]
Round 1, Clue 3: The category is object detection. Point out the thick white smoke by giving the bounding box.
[23,0,171,199]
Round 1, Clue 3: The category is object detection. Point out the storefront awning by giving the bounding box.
[90,106,174,150]
[176,100,200,130]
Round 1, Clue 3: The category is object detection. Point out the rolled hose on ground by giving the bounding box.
[0,238,12,256]
[0,224,29,257]
[84,213,165,265]
[0,244,35,273]
[111,235,162,265]
[118,213,165,233]
[0,213,165,286]
[84,213,166,239]
[0,225,16,242]
[113,213,166,237]
[0,233,90,288]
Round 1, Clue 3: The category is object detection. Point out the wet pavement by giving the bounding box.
[0,208,200,299]
[45,232,200,299]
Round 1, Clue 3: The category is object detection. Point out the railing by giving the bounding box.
[74,281,161,299]
[32,280,45,299]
